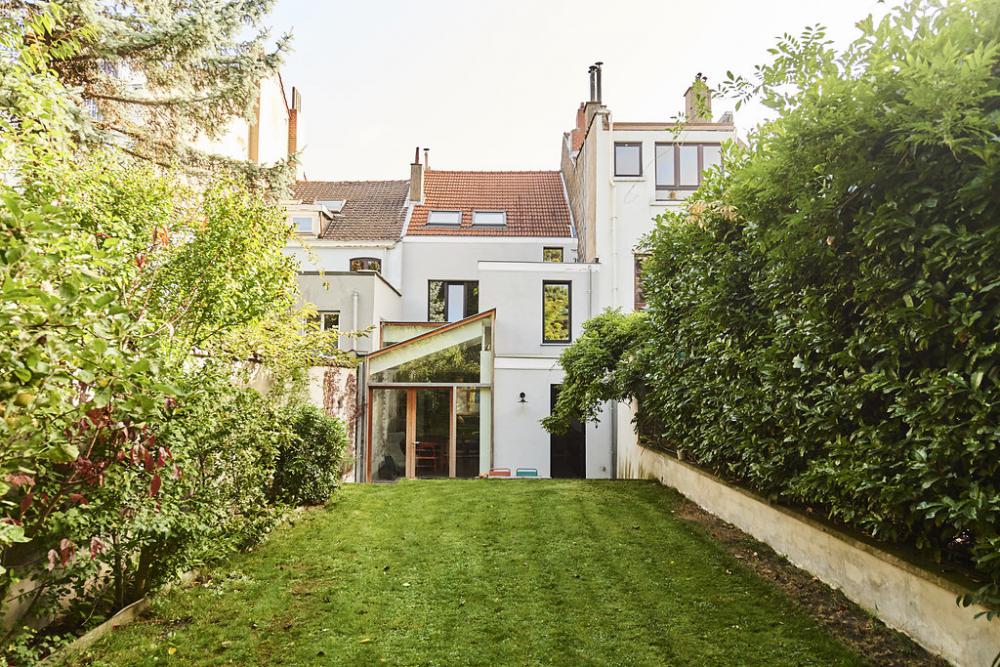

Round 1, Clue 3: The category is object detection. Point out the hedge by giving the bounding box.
[547,0,1000,611]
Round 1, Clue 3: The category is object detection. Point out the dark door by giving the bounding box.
[550,384,586,478]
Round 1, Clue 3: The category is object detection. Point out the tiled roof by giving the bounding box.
[408,171,573,237]
[292,180,409,241]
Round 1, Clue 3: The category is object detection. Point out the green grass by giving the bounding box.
[64,480,865,666]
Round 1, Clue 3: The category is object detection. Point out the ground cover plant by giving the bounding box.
[61,480,888,667]
[546,0,1000,614]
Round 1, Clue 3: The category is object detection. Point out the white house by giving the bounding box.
[285,64,736,482]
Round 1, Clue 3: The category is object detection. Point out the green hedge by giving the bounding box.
[549,0,1000,611]
[272,405,348,506]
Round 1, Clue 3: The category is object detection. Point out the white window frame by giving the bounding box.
[291,215,317,234]
[319,311,340,331]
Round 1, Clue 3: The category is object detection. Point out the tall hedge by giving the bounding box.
[549,0,1000,610]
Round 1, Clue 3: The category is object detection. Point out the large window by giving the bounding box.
[350,257,382,273]
[655,143,723,191]
[428,280,479,322]
[543,247,564,263]
[614,142,642,177]
[542,281,571,343]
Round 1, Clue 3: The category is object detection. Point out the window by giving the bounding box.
[634,254,650,311]
[614,142,642,177]
[308,311,339,331]
[427,210,461,226]
[542,281,571,343]
[472,211,506,226]
[655,143,723,191]
[543,247,564,263]
[350,257,382,273]
[291,216,315,233]
[428,281,479,322]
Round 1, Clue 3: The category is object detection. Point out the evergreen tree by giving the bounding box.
[4,0,292,189]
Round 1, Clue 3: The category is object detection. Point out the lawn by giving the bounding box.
[62,480,866,666]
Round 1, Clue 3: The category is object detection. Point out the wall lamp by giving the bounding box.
[518,392,527,403]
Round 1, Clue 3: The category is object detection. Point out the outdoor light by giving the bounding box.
[518,392,527,403]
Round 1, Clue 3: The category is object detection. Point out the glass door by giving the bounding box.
[413,389,451,478]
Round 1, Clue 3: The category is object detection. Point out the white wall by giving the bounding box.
[194,76,289,166]
[287,240,403,291]
[297,272,401,354]
[478,261,597,358]
[399,237,577,321]
[492,362,612,479]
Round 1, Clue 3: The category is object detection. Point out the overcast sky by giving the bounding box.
[266,0,899,181]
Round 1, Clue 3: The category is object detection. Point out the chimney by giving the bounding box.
[287,86,302,158]
[684,73,712,123]
[588,65,597,102]
[423,147,430,170]
[409,146,423,203]
[594,61,603,104]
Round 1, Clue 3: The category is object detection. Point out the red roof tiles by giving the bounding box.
[408,171,573,237]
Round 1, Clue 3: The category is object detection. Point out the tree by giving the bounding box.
[5,0,292,188]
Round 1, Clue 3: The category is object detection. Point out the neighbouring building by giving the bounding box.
[285,64,737,482]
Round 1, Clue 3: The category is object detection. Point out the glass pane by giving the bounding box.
[292,216,313,233]
[370,337,483,384]
[428,211,461,225]
[447,283,465,322]
[465,282,479,317]
[655,144,675,187]
[614,144,641,176]
[543,247,563,263]
[428,281,446,322]
[543,282,571,343]
[679,145,699,186]
[455,388,481,478]
[472,211,506,226]
[415,389,450,478]
[351,258,381,272]
[703,145,722,173]
[371,389,407,481]
[321,312,339,331]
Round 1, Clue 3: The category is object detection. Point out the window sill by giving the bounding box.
[613,176,644,182]
[541,341,572,346]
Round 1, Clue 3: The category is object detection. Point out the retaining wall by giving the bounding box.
[623,445,999,667]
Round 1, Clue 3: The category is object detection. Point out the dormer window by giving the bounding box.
[427,210,461,226]
[472,211,506,226]
[291,215,316,234]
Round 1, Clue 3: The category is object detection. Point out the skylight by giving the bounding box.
[427,210,461,225]
[472,211,506,226]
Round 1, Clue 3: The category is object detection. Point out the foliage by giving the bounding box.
[271,405,347,506]
[542,283,571,342]
[0,10,345,661]
[4,0,293,189]
[546,0,1000,613]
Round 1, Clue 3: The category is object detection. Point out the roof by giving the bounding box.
[292,180,409,241]
[407,171,573,237]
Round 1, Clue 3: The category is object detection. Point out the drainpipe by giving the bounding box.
[607,110,620,479]
[356,360,366,482]
[351,290,360,352]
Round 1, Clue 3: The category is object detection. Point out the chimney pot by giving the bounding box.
[423,147,430,170]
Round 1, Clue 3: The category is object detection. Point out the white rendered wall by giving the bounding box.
[287,241,403,291]
[399,238,577,321]
[296,273,401,354]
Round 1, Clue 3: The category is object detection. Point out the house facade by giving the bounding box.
[284,64,737,482]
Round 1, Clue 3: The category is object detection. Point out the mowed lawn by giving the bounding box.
[64,481,866,666]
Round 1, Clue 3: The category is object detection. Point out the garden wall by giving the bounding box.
[622,444,1000,667]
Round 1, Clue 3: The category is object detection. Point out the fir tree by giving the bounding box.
[5,0,292,189]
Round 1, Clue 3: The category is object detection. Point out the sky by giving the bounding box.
[265,0,900,181]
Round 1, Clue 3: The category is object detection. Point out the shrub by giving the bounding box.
[272,405,348,506]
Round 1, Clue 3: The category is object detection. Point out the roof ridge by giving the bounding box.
[294,179,410,186]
